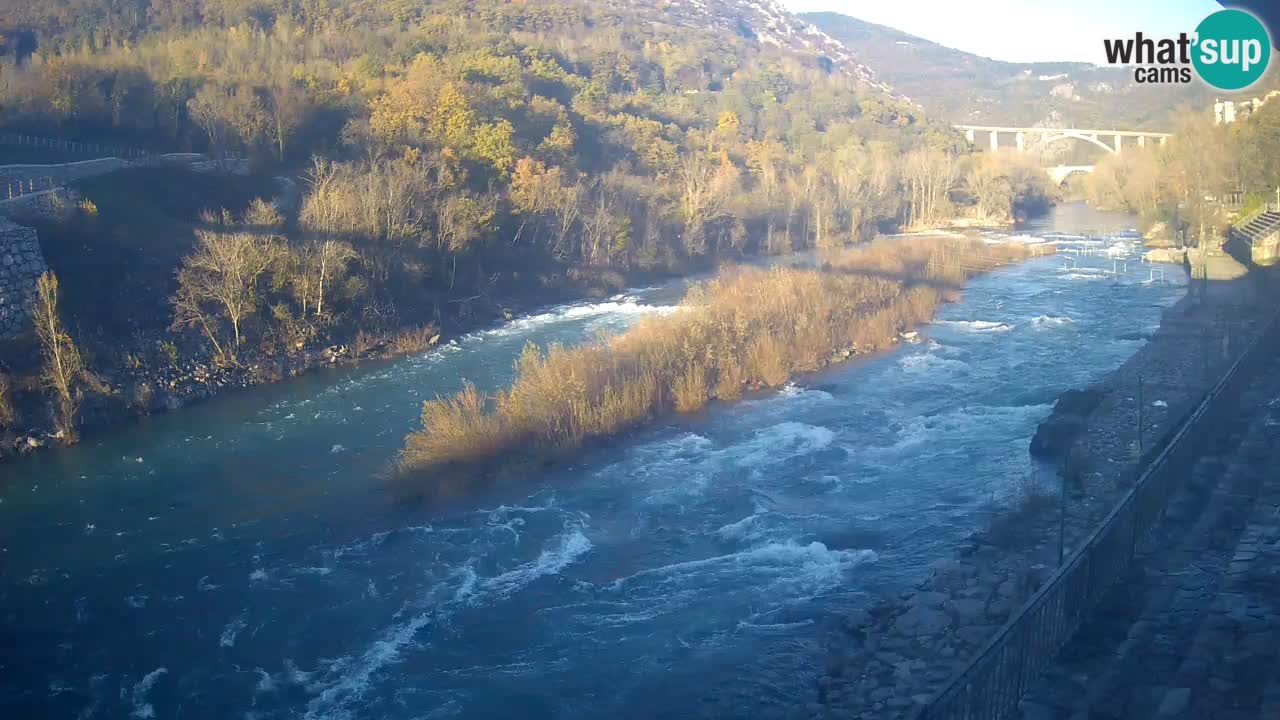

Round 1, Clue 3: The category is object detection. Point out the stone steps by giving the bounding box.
[1010,353,1280,720]
[1235,211,1280,241]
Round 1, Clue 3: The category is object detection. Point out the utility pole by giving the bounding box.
[1137,372,1144,461]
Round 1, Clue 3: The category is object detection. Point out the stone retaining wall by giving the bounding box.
[0,215,47,340]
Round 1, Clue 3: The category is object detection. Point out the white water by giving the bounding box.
[0,206,1188,719]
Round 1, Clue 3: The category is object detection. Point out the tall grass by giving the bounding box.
[399,237,1048,476]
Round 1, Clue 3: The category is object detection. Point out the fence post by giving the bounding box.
[1137,372,1144,459]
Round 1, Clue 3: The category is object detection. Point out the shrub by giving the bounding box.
[389,325,438,356]
[714,358,746,400]
[672,361,708,413]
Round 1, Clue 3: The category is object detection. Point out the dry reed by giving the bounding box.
[399,236,1047,475]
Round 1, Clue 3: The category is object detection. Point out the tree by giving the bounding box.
[187,83,228,154]
[966,153,1013,222]
[903,148,957,228]
[313,239,359,317]
[172,229,280,362]
[678,148,738,255]
[266,81,309,163]
[0,371,17,430]
[31,272,86,439]
[435,192,496,288]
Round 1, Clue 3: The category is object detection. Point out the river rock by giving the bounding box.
[844,609,874,634]
[892,605,952,637]
[1145,247,1187,264]
[909,591,949,609]
[1029,388,1105,459]
[946,598,987,622]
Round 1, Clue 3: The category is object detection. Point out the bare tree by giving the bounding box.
[266,81,308,163]
[678,150,737,255]
[31,272,86,438]
[436,193,496,288]
[172,230,280,362]
[187,83,227,155]
[314,239,359,317]
[0,371,17,429]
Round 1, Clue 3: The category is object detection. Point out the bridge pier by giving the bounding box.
[1138,135,1145,148]
[1016,131,1025,152]
[989,130,998,152]
[1114,134,1122,154]
[965,128,975,144]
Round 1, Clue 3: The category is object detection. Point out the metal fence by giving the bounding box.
[916,304,1280,720]
[0,131,153,160]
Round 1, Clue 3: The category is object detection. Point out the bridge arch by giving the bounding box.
[1039,131,1119,155]
[1047,165,1095,185]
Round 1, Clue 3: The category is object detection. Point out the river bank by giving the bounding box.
[2,204,1192,720]
[0,259,686,463]
[811,249,1279,717]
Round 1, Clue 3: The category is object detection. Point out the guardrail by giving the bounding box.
[915,305,1280,720]
[0,131,152,160]
[4,176,56,200]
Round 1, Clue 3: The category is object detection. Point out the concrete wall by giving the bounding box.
[0,216,47,340]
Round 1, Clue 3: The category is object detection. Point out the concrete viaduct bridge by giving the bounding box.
[954,125,1174,183]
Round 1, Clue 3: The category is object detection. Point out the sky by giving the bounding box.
[782,0,1225,64]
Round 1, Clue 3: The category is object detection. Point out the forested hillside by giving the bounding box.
[0,0,1052,447]
[803,11,1279,129]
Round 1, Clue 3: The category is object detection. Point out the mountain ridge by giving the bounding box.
[802,10,1278,130]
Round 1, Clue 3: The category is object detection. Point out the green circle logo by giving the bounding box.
[1192,9,1271,90]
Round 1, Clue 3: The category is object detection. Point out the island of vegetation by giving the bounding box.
[399,235,1051,477]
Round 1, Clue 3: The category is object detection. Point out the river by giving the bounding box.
[0,204,1186,720]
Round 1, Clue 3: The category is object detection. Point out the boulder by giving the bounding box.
[892,605,952,638]
[1145,247,1187,264]
[946,598,987,623]
[843,609,874,634]
[1029,387,1105,459]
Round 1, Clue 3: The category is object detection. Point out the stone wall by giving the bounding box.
[0,216,47,340]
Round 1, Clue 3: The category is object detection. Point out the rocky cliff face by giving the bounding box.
[607,0,893,94]
[0,216,47,340]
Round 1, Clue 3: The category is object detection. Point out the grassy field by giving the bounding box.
[399,236,1049,477]
[27,167,279,341]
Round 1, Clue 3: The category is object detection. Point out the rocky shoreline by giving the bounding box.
[0,271,663,462]
[811,270,1280,718]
